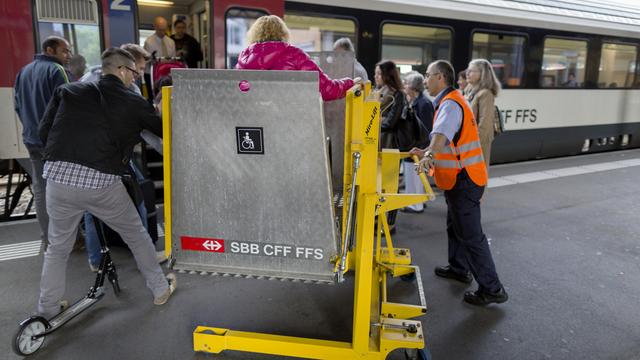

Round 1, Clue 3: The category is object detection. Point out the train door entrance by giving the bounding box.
[212,0,283,69]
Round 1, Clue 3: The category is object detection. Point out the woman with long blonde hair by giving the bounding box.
[465,59,501,170]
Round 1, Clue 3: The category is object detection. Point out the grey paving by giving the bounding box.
[1,150,640,360]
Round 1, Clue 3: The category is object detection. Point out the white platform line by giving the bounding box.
[0,252,41,262]
[0,245,41,254]
[0,246,41,257]
[489,158,640,188]
[0,218,38,227]
[0,240,41,251]
[0,240,41,262]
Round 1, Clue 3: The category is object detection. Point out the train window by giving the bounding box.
[226,8,267,69]
[598,43,637,88]
[381,23,451,75]
[284,14,357,52]
[472,32,526,88]
[540,37,587,88]
[35,0,101,76]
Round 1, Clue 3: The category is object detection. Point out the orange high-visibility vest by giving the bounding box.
[432,89,488,190]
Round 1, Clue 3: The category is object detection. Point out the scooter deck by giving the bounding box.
[44,287,105,335]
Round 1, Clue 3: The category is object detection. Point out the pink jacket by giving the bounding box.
[235,41,354,101]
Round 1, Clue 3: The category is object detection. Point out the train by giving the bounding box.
[1,0,640,216]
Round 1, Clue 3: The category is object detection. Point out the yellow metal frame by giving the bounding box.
[162,83,435,359]
[162,86,173,260]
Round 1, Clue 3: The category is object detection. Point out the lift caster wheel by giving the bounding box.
[404,348,432,360]
[400,272,416,282]
[13,316,48,356]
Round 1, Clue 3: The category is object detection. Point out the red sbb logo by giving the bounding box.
[180,236,225,253]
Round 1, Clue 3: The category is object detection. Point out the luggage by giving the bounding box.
[397,106,430,152]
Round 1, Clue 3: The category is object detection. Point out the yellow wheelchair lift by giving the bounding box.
[162,83,435,359]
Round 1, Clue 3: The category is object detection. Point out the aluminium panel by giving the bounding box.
[170,69,338,282]
[308,51,355,193]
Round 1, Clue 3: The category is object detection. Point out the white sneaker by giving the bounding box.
[59,300,69,312]
[154,273,176,305]
[89,263,99,272]
[156,250,168,264]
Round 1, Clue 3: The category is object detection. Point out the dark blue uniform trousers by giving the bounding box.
[445,170,502,293]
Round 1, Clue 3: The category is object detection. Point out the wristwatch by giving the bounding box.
[423,151,434,160]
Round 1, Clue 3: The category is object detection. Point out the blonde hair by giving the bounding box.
[246,15,290,44]
[468,59,501,97]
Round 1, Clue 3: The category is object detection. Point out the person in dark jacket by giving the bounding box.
[36,48,176,319]
[374,60,405,232]
[375,60,406,150]
[235,15,357,101]
[401,72,434,213]
[14,36,71,249]
[171,19,203,68]
[78,43,162,272]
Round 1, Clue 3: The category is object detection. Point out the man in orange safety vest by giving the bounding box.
[410,60,508,306]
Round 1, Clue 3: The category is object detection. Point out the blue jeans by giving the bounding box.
[85,163,149,267]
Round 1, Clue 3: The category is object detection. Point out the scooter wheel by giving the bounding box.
[111,278,121,296]
[12,317,48,356]
[108,273,121,296]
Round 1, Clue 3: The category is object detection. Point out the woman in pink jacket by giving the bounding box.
[235,15,358,101]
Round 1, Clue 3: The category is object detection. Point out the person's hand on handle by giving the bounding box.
[409,147,425,159]
[352,77,364,91]
[410,147,434,175]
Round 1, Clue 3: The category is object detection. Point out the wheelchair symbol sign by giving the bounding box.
[241,132,254,150]
[236,127,264,154]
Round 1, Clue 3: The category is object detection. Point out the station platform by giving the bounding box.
[1,149,640,360]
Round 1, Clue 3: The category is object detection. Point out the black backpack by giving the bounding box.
[396,105,430,151]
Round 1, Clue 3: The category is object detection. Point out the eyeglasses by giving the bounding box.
[425,72,441,78]
[119,65,139,76]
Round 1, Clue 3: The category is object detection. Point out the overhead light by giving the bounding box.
[138,0,174,7]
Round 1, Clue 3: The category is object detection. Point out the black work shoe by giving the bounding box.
[434,265,473,284]
[463,287,508,306]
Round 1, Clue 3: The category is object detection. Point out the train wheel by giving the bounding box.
[13,317,47,356]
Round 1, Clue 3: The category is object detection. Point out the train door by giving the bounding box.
[138,0,212,69]
[213,0,283,68]
[137,0,282,69]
